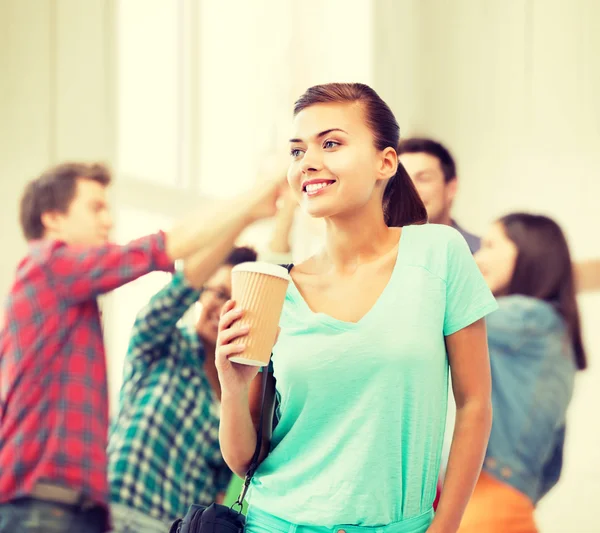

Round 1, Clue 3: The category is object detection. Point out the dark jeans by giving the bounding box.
[0,498,106,533]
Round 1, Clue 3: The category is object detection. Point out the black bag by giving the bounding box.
[168,502,246,533]
[168,369,267,533]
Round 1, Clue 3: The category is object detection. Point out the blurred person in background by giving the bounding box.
[217,83,497,533]
[107,246,258,533]
[0,162,282,533]
[457,213,587,533]
[397,137,480,254]
[397,137,600,293]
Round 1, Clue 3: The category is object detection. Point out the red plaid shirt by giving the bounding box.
[0,232,173,511]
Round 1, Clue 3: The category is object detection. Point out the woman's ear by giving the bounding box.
[377,147,398,183]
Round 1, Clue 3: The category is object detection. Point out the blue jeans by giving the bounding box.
[0,498,106,533]
[110,503,170,533]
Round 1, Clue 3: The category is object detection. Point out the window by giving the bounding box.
[116,0,183,186]
[195,0,293,197]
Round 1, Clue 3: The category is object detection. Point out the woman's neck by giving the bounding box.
[323,201,396,269]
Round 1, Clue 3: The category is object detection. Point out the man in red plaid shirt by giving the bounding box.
[0,162,282,533]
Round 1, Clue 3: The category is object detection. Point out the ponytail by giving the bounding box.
[383,161,428,227]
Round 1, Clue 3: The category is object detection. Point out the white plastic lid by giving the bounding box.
[231,261,291,281]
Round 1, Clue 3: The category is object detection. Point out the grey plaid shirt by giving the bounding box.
[107,272,231,523]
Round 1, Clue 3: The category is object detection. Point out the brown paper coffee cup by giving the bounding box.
[228,262,290,366]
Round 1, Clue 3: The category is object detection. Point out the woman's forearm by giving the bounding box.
[219,389,259,478]
[430,399,492,533]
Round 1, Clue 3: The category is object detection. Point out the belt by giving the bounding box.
[30,482,97,510]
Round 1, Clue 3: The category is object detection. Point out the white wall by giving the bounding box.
[1,0,54,297]
[0,0,115,296]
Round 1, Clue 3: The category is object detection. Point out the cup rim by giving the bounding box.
[231,261,291,281]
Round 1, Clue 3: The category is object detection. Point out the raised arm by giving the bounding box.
[126,272,200,361]
[45,232,173,304]
[164,182,282,261]
[126,194,279,360]
[259,187,296,264]
[46,178,283,304]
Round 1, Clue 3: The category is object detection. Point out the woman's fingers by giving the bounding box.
[219,324,250,346]
[217,343,246,360]
[220,299,236,316]
[219,301,244,332]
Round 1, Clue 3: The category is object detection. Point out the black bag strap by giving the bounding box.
[233,263,293,510]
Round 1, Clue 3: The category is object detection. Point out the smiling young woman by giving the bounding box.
[216,83,498,533]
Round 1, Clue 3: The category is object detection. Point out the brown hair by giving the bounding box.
[397,137,457,183]
[19,162,111,241]
[500,213,587,370]
[293,83,427,227]
[224,246,258,266]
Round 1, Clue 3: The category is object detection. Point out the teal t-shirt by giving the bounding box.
[249,224,498,527]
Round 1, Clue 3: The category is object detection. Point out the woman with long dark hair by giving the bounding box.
[458,213,587,533]
[216,83,498,533]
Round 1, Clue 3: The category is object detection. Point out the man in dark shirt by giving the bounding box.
[398,137,481,253]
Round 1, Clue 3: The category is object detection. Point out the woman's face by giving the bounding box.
[475,222,519,296]
[287,102,396,220]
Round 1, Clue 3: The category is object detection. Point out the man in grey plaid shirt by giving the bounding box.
[107,246,258,533]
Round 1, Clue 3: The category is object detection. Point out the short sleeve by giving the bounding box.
[443,230,498,336]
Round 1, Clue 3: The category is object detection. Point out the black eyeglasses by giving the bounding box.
[202,286,230,303]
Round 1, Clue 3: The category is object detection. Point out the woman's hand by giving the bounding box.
[215,300,262,396]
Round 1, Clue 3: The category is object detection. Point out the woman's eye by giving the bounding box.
[323,140,340,149]
[290,148,303,158]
